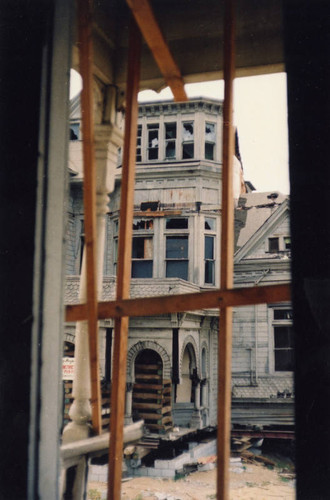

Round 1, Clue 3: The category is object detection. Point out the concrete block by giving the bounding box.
[154,459,169,469]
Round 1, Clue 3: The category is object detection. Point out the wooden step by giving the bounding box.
[134,383,164,391]
[135,373,162,380]
[135,364,162,371]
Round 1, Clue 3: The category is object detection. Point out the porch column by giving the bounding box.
[63,86,123,443]
[125,382,133,425]
[194,382,201,410]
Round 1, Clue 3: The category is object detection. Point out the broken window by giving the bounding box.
[132,237,153,278]
[166,236,188,280]
[205,122,216,160]
[147,123,159,160]
[136,124,142,162]
[133,219,154,230]
[204,217,215,231]
[182,122,194,159]
[268,237,279,253]
[272,308,294,372]
[165,122,176,159]
[204,235,215,284]
[166,218,188,229]
[70,122,80,141]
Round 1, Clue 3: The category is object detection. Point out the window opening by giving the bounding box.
[269,237,279,253]
[204,235,215,284]
[205,122,216,160]
[272,308,294,371]
[182,122,194,159]
[165,122,176,159]
[147,123,159,160]
[133,218,153,230]
[166,236,188,280]
[132,237,153,278]
[284,236,291,250]
[166,218,188,229]
[70,122,80,140]
[205,217,215,231]
[136,124,142,162]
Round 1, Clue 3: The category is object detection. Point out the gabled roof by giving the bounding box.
[234,192,290,263]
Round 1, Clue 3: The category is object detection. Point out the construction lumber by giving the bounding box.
[65,283,291,322]
[108,18,141,500]
[77,0,101,434]
[126,0,187,102]
[217,1,236,499]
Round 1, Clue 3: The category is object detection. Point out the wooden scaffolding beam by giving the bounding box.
[217,0,236,499]
[126,0,188,102]
[107,18,141,500]
[77,0,101,434]
[66,283,291,322]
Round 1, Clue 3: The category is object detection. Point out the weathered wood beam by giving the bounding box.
[77,0,101,434]
[66,284,291,322]
[126,0,188,102]
[218,0,236,498]
[107,18,141,500]
[61,420,144,462]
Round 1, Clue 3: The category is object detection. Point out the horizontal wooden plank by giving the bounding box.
[135,364,162,372]
[134,383,164,391]
[133,393,164,401]
[135,373,162,380]
[133,402,162,410]
[138,413,164,421]
[65,284,291,322]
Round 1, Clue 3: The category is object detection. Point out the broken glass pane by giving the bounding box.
[182,122,194,141]
[204,218,215,230]
[205,122,216,142]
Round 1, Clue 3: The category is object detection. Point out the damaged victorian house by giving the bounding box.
[3,0,329,499]
[65,96,293,447]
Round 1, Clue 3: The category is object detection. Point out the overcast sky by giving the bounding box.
[71,71,290,194]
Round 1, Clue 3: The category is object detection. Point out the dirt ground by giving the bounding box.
[88,462,295,499]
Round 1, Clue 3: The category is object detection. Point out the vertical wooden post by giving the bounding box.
[107,18,141,500]
[77,0,102,434]
[217,0,235,499]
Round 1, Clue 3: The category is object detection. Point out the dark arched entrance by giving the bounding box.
[133,349,172,433]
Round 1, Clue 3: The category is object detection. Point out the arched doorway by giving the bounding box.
[176,343,197,403]
[132,349,172,433]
